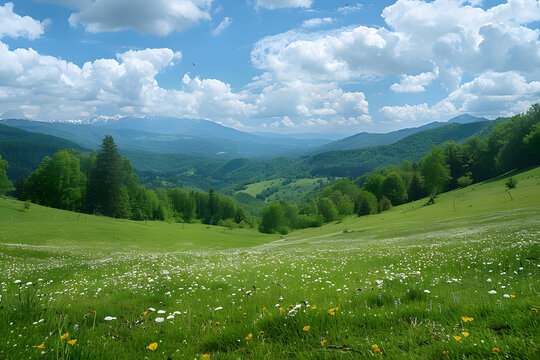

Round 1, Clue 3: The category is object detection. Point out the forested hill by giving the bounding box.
[0,123,85,180]
[299,120,497,177]
[302,114,488,155]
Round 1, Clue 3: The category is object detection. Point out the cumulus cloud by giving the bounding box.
[212,17,232,36]
[68,0,213,35]
[337,4,363,14]
[256,0,312,9]
[301,17,333,29]
[0,2,48,40]
[380,71,540,124]
[391,70,439,93]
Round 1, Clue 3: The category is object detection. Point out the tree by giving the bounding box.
[408,172,426,201]
[0,154,14,195]
[87,136,130,218]
[317,197,338,222]
[363,174,384,199]
[381,172,408,205]
[357,190,377,216]
[421,146,451,199]
[259,202,287,234]
[505,177,517,190]
[378,196,392,211]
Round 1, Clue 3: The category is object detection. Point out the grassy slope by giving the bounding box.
[0,167,538,359]
[239,177,331,202]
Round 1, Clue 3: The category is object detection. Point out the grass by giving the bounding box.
[0,167,539,359]
[238,177,331,202]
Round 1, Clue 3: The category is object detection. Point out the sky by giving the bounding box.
[0,0,539,134]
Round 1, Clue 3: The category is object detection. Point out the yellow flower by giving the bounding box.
[302,326,310,331]
[510,294,516,298]
[374,348,381,353]
[321,340,326,347]
[61,333,69,340]
[372,344,379,349]
[245,333,252,340]
[68,339,77,346]
[443,350,449,355]
[148,342,158,351]
[35,343,45,349]
[143,311,148,316]
[311,306,317,310]
[461,316,474,322]
[328,307,338,316]
[259,331,264,335]
[453,336,462,341]
[279,307,284,312]
[461,332,469,337]
[202,354,211,360]
[532,308,538,313]
[215,322,220,326]
[243,312,247,316]
[262,307,267,311]
[493,347,500,353]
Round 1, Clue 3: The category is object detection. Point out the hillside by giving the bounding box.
[0,123,85,180]
[0,167,538,359]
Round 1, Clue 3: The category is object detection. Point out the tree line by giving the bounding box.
[258,104,540,234]
[9,135,250,227]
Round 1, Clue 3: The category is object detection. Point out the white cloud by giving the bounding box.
[391,70,438,93]
[256,0,312,10]
[212,17,232,36]
[301,17,333,29]
[337,4,363,14]
[0,2,48,40]
[68,0,213,35]
[281,115,295,127]
[380,71,540,124]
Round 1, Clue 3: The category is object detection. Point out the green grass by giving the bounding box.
[239,177,331,202]
[0,168,539,359]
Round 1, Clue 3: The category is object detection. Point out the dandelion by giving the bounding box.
[328,307,338,315]
[245,333,252,340]
[68,339,77,346]
[215,322,220,326]
[35,343,45,349]
[375,348,381,353]
[279,307,284,312]
[202,354,210,360]
[493,347,500,353]
[453,336,462,341]
[321,340,326,347]
[461,332,469,337]
[372,344,379,349]
[510,295,516,298]
[61,333,69,340]
[462,316,474,322]
[303,326,310,331]
[311,306,317,310]
[148,342,158,351]
[243,313,247,316]
[142,311,148,316]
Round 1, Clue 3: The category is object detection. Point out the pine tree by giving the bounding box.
[0,154,14,195]
[88,136,130,218]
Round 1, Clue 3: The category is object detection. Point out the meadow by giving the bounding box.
[0,168,539,359]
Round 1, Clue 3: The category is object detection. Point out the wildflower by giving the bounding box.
[142,311,148,316]
[453,336,462,341]
[488,290,497,295]
[202,354,211,360]
[503,294,510,298]
[443,350,449,355]
[311,306,317,310]
[61,333,69,340]
[245,333,252,340]
[243,313,247,316]
[215,322,220,326]
[68,339,77,346]
[321,340,326,347]
[372,344,379,349]
[424,290,430,294]
[461,332,469,337]
[155,317,164,323]
[279,307,284,312]
[462,316,474,322]
[259,331,264,335]
[148,342,158,351]
[35,343,45,349]
[328,307,338,315]
[532,308,538,313]
[510,295,516,298]
[262,307,267,311]
[303,326,310,331]
[493,347,500,353]
[104,316,116,321]
[375,348,381,353]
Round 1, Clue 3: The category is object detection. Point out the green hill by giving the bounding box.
[0,123,85,181]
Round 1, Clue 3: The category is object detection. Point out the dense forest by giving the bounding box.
[257,104,540,234]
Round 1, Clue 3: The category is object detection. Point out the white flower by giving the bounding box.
[214,306,223,311]
[26,282,33,286]
[157,310,166,314]
[488,290,497,295]
[487,279,492,282]
[166,315,174,319]
[14,280,21,284]
[104,316,117,321]
[424,290,431,294]
[155,317,164,323]
[148,308,155,312]
[503,294,510,298]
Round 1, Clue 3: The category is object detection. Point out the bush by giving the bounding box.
[379,196,392,212]
[505,177,517,189]
[457,175,473,188]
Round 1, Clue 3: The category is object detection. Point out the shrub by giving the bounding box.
[505,177,517,189]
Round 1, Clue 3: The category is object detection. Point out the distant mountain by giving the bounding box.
[304,114,488,155]
[0,123,85,181]
[0,117,330,159]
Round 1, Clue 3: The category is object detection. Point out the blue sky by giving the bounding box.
[0,0,539,134]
